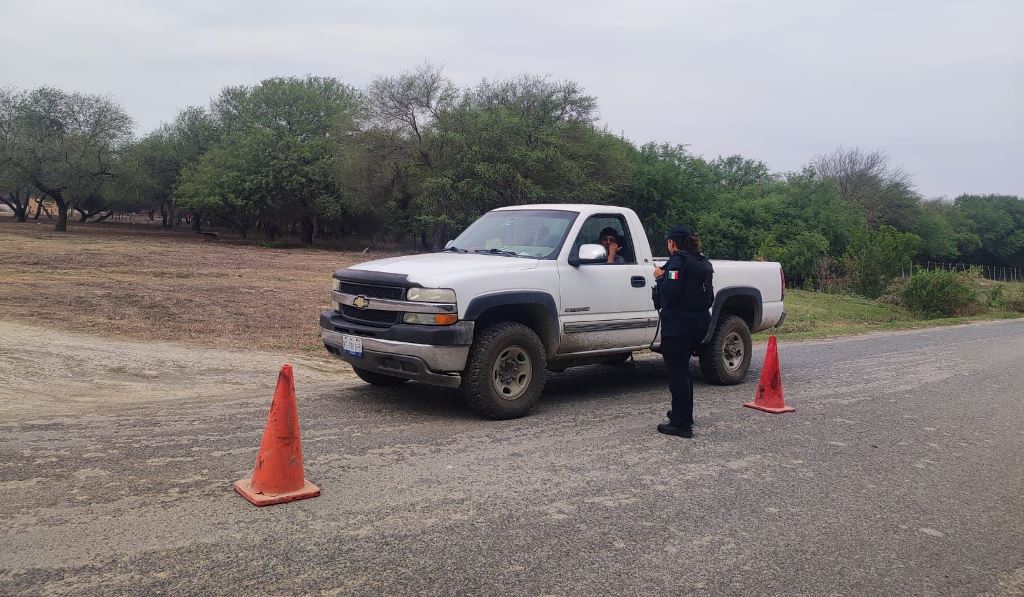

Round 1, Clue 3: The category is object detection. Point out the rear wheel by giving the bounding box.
[460,322,547,419]
[352,366,409,387]
[699,315,752,385]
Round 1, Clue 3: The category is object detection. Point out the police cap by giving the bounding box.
[664,224,693,243]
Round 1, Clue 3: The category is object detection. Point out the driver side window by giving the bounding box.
[571,215,636,265]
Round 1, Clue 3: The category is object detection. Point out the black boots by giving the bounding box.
[659,410,693,438]
[657,422,693,438]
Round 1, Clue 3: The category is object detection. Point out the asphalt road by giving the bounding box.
[1,320,1023,595]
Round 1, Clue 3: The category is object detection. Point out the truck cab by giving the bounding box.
[320,205,784,419]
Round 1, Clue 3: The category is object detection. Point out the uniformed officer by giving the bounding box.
[653,225,714,438]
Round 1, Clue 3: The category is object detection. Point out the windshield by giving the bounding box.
[447,210,578,259]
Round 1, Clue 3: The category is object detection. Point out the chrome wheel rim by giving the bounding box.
[491,345,532,400]
[722,332,745,372]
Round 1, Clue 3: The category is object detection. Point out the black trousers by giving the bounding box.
[661,316,710,428]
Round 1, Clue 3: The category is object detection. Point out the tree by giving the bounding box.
[845,225,922,297]
[425,75,632,241]
[952,194,1024,267]
[709,155,773,191]
[175,134,262,237]
[0,88,35,222]
[352,64,461,247]
[813,147,919,230]
[4,86,133,231]
[616,144,715,251]
[176,76,362,243]
[756,231,830,288]
[774,169,866,255]
[126,107,219,229]
[912,201,959,261]
[352,68,633,249]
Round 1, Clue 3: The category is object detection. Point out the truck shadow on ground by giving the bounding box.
[332,360,717,420]
[333,383,478,420]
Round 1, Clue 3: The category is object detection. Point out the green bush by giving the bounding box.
[876,278,907,307]
[984,282,1024,313]
[1007,287,1024,313]
[845,225,922,298]
[986,285,1006,308]
[901,270,980,318]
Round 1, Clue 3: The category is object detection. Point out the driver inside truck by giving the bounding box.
[598,227,626,264]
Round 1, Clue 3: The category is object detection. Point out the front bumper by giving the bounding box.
[319,311,473,387]
[319,310,474,347]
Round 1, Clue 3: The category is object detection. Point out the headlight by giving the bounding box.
[403,313,459,326]
[406,288,456,303]
[332,278,341,291]
[331,301,341,311]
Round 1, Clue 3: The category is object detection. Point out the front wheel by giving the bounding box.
[460,322,547,419]
[699,315,752,385]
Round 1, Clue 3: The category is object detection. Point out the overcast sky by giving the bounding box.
[2,0,1021,198]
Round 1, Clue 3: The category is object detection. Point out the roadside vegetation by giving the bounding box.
[2,65,1022,347]
[2,221,1020,354]
[761,283,1023,342]
[763,267,1024,341]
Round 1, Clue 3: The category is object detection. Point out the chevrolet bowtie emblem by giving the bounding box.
[352,296,370,309]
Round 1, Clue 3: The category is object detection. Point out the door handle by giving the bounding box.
[631,276,646,288]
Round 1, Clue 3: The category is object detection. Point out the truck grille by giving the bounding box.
[341,305,401,327]
[339,281,405,301]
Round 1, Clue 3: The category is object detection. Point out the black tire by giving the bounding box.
[460,322,547,419]
[699,315,752,385]
[352,366,410,387]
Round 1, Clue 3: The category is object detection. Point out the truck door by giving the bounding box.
[557,214,657,354]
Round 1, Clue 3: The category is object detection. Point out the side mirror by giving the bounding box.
[569,244,607,267]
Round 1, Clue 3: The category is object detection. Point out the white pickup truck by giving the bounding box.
[320,204,785,418]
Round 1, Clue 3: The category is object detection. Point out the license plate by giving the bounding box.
[342,334,363,358]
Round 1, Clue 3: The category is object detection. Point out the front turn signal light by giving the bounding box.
[404,313,459,326]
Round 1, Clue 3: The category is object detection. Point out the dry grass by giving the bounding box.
[0,218,392,353]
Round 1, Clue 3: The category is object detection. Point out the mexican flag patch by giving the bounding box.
[667,270,680,280]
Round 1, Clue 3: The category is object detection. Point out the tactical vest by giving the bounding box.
[676,251,715,313]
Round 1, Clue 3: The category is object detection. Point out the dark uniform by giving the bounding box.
[655,231,714,435]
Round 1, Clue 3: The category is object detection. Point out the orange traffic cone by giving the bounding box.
[743,336,795,414]
[234,364,321,506]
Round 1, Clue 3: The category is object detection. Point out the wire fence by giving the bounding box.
[901,261,1023,282]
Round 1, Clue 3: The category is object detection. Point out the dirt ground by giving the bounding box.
[0,218,389,353]
[0,319,354,421]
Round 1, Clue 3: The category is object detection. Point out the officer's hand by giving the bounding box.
[654,266,665,278]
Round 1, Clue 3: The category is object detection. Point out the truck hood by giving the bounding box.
[348,253,539,286]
